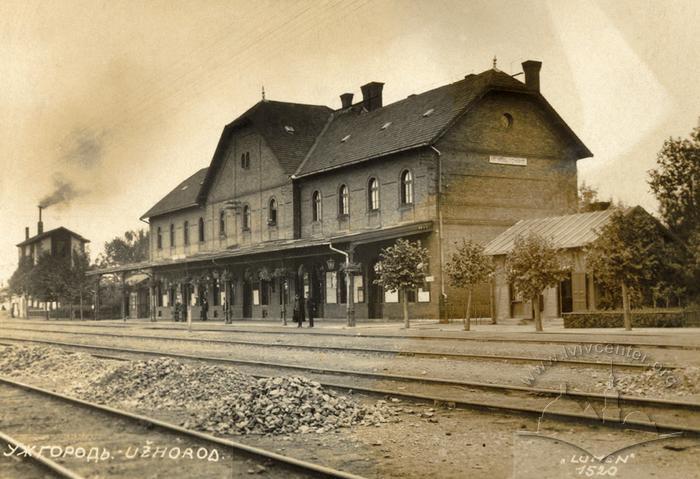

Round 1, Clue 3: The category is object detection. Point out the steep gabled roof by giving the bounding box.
[295,69,592,177]
[196,100,332,203]
[140,167,208,220]
[483,209,617,256]
[16,226,90,247]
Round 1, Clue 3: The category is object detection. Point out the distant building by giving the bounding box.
[11,215,90,318]
[94,60,592,322]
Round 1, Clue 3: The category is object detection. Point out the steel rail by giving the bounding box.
[0,326,669,370]
[0,376,367,479]
[0,429,85,479]
[4,319,698,350]
[1,336,698,428]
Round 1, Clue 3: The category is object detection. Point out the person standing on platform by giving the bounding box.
[293,293,302,327]
[305,294,314,328]
[201,296,209,322]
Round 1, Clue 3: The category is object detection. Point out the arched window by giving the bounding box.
[156,226,162,249]
[219,210,226,237]
[198,217,205,242]
[368,177,380,211]
[268,198,277,226]
[183,220,189,245]
[242,205,251,231]
[400,170,414,205]
[169,223,175,247]
[312,190,322,222]
[338,184,349,216]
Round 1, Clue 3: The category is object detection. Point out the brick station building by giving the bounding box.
[92,60,591,323]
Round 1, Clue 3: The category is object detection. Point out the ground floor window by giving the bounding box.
[354,274,364,303]
[418,286,430,303]
[384,289,399,303]
[325,271,337,304]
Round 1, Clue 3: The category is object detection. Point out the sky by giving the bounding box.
[1,0,699,282]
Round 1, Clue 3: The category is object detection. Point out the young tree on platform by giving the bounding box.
[506,233,568,332]
[444,240,494,331]
[586,207,673,331]
[374,239,429,329]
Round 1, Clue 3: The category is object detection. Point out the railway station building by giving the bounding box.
[92,60,592,323]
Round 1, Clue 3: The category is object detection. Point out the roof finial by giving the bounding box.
[493,55,498,70]
[261,85,266,101]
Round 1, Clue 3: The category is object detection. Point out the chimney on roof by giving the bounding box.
[37,206,43,235]
[25,227,29,240]
[360,82,384,112]
[340,93,354,109]
[522,60,542,92]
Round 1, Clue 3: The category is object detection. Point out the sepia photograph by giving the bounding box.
[1,1,699,477]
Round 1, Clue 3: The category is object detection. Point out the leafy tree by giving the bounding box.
[444,240,494,331]
[29,253,71,319]
[648,121,700,242]
[9,256,34,297]
[506,233,568,332]
[65,250,94,320]
[586,207,674,330]
[374,239,429,329]
[97,229,149,267]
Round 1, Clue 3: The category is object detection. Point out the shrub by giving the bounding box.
[562,310,695,328]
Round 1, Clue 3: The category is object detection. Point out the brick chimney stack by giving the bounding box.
[340,93,354,109]
[360,82,384,111]
[25,227,29,240]
[522,60,542,92]
[37,206,44,235]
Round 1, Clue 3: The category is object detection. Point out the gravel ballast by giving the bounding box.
[0,345,399,436]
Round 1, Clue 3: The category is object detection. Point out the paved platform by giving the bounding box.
[3,313,700,347]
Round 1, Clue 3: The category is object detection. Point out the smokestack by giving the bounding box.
[340,93,354,109]
[360,82,384,112]
[521,60,542,92]
[25,227,29,240]
[37,206,44,235]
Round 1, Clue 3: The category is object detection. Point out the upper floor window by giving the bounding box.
[268,198,277,226]
[198,217,205,242]
[183,220,189,245]
[368,177,380,211]
[242,205,251,231]
[169,223,175,247]
[240,152,250,169]
[156,227,163,249]
[338,184,349,216]
[400,170,414,205]
[219,210,226,237]
[312,190,322,222]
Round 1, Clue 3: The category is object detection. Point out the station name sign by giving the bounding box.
[489,155,528,166]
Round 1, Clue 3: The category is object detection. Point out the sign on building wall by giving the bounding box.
[489,155,528,166]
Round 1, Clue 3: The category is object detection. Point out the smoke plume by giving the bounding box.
[39,175,84,209]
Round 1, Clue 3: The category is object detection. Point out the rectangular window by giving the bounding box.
[405,289,417,303]
[354,274,364,303]
[338,272,347,304]
[253,289,260,305]
[418,287,431,303]
[325,272,337,304]
[384,288,399,303]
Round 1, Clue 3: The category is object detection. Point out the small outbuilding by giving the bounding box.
[484,208,618,321]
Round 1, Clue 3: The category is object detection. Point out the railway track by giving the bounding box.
[0,375,365,479]
[0,325,668,370]
[5,318,699,350]
[1,336,698,436]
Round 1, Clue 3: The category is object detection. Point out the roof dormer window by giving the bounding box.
[284,125,295,134]
[422,108,435,117]
[380,122,392,130]
[341,134,351,143]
